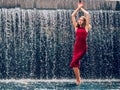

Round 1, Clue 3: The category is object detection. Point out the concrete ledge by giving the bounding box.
[0,0,119,10]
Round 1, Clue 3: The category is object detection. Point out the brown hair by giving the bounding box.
[76,16,86,28]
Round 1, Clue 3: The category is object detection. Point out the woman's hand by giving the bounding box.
[78,2,84,9]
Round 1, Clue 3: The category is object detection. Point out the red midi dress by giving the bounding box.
[70,27,88,68]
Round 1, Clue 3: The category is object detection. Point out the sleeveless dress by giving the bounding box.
[70,27,88,68]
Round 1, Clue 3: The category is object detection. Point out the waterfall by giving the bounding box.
[0,8,120,79]
[0,8,74,79]
[81,10,120,79]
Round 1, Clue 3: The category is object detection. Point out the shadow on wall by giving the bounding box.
[0,0,120,10]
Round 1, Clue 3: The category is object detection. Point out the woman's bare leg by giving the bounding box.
[73,67,81,84]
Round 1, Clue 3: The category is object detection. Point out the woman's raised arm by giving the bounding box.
[81,8,91,30]
[71,2,84,30]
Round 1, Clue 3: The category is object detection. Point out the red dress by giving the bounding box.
[70,27,88,68]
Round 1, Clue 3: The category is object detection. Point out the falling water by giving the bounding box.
[0,8,75,79]
[81,10,120,79]
[0,8,120,79]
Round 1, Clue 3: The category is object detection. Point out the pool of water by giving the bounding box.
[0,79,120,90]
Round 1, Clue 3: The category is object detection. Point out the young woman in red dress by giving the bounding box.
[70,2,91,84]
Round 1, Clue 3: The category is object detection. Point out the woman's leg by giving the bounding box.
[73,67,81,84]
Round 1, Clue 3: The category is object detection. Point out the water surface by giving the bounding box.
[0,79,120,90]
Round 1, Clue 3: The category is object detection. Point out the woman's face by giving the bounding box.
[78,17,85,25]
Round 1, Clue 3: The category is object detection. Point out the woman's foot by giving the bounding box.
[76,79,81,85]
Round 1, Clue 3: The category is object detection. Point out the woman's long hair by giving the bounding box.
[76,16,86,28]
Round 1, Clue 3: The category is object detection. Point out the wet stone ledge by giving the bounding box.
[0,0,120,10]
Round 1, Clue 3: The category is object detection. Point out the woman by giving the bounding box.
[70,2,91,84]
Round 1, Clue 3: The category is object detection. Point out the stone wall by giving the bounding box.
[0,0,119,10]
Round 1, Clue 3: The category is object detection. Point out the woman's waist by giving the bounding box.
[75,41,87,45]
[75,39,87,43]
